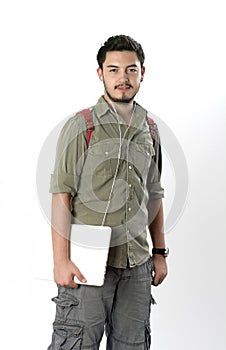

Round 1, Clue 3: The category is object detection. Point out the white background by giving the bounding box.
[0,0,226,349]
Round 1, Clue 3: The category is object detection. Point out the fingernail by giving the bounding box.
[82,278,87,283]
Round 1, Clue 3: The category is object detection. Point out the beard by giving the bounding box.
[103,79,140,104]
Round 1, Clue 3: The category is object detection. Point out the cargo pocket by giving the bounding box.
[150,294,157,305]
[52,294,80,322]
[145,320,151,349]
[49,321,84,350]
[147,257,157,305]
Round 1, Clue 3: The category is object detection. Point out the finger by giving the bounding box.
[152,274,162,286]
[152,280,159,286]
[153,274,166,286]
[152,270,158,284]
[67,280,79,289]
[56,279,78,289]
[73,266,87,283]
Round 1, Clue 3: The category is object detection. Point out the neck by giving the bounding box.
[104,94,135,124]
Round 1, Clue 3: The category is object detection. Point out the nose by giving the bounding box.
[119,69,129,82]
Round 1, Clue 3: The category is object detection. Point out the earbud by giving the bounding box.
[140,77,143,82]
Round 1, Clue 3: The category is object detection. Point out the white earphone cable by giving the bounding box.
[101,103,136,226]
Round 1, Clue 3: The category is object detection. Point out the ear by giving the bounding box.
[97,67,103,81]
[141,66,145,81]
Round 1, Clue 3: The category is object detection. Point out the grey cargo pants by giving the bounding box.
[47,257,155,349]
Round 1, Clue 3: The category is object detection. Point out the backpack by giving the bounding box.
[78,108,156,148]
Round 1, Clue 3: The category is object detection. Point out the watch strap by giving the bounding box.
[152,247,169,257]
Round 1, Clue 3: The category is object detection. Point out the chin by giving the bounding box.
[107,92,136,104]
[114,98,133,103]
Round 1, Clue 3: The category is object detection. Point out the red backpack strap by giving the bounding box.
[78,109,154,147]
[147,116,156,145]
[77,109,94,148]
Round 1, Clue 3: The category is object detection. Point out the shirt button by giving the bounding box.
[128,184,132,188]
[104,151,109,155]
[128,165,132,170]
[128,207,132,212]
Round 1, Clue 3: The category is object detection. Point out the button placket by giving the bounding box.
[125,138,136,267]
[127,168,134,200]
[126,224,135,258]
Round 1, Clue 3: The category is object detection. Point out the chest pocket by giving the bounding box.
[86,141,120,177]
[130,141,155,176]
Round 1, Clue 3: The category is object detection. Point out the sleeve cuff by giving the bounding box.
[147,181,164,200]
[49,173,79,197]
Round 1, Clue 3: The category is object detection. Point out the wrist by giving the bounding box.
[53,256,70,266]
[152,247,169,258]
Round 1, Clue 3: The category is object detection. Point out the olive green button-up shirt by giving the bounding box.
[50,96,164,268]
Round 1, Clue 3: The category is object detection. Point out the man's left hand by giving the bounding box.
[152,254,168,286]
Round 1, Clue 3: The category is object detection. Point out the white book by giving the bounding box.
[70,224,112,286]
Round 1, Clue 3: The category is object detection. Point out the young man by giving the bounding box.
[48,35,168,349]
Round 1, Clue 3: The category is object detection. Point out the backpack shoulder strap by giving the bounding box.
[78,109,155,147]
[77,108,94,148]
[147,116,156,145]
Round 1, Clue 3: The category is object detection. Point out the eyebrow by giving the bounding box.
[107,64,139,69]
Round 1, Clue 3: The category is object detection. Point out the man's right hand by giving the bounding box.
[53,259,87,288]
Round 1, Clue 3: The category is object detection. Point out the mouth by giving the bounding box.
[115,84,132,91]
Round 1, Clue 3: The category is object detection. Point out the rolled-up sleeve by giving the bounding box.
[49,114,87,196]
[49,173,80,197]
[146,123,164,200]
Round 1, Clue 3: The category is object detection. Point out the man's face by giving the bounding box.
[97,51,145,103]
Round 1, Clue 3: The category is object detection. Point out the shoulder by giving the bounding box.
[59,110,90,136]
[56,111,90,149]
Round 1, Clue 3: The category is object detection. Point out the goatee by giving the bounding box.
[103,79,139,104]
[105,89,135,103]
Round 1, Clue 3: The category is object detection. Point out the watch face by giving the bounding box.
[164,248,169,257]
[152,247,169,257]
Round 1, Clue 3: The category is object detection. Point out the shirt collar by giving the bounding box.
[94,96,112,118]
[94,96,148,125]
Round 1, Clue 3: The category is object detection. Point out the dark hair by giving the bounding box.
[97,35,145,69]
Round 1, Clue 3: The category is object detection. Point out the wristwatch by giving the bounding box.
[152,247,169,257]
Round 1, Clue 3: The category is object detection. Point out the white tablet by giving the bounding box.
[70,224,112,286]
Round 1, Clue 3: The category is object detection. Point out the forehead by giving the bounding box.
[103,51,141,67]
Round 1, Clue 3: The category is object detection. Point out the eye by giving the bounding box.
[109,68,118,73]
[128,68,138,73]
